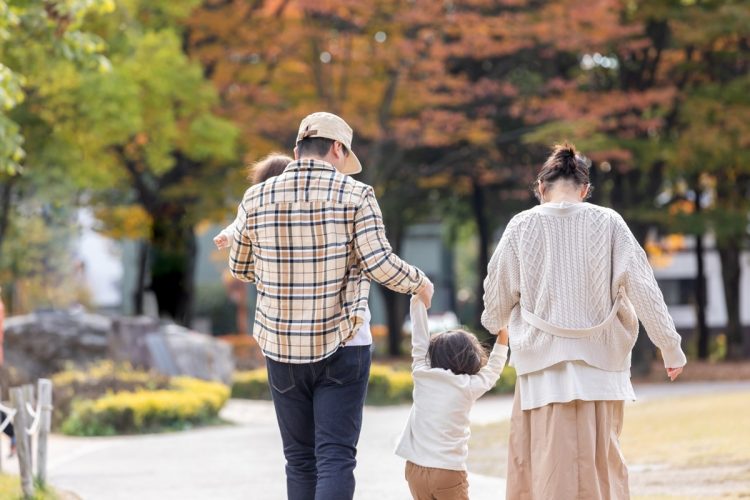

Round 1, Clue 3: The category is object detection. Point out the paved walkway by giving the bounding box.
[4,381,749,499]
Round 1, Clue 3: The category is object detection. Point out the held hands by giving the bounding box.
[496,328,509,346]
[213,234,230,250]
[666,367,683,381]
[417,278,434,309]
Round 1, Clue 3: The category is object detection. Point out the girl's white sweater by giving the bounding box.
[481,202,687,376]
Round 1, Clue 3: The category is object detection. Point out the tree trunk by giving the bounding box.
[0,178,16,261]
[694,192,710,360]
[471,176,489,330]
[718,238,745,359]
[149,206,197,326]
[380,216,407,356]
[133,240,149,315]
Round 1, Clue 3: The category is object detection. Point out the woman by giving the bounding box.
[481,143,686,499]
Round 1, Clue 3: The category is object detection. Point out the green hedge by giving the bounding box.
[232,364,516,405]
[52,362,230,436]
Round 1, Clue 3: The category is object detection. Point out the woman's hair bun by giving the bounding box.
[552,143,579,175]
[533,141,592,201]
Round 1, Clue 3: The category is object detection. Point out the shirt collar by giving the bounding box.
[284,158,337,173]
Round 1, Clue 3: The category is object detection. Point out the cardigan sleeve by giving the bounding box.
[614,216,687,368]
[481,218,521,335]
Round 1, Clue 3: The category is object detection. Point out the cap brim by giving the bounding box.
[340,150,362,175]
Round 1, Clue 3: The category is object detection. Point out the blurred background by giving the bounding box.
[1,0,749,370]
[0,2,749,498]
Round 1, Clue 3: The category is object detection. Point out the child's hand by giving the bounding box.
[666,366,683,381]
[213,234,230,249]
[496,328,509,346]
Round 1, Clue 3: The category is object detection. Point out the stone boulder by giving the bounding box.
[4,311,112,384]
[4,312,234,386]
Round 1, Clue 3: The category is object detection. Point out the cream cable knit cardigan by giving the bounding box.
[481,202,687,376]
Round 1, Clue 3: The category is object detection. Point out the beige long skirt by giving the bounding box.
[506,385,630,500]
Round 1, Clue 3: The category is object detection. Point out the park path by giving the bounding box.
[5,381,749,500]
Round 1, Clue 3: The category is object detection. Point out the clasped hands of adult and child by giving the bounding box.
[416,279,510,347]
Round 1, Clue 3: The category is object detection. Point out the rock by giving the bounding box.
[4,312,234,386]
[4,311,112,384]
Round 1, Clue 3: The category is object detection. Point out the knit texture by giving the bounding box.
[481,202,687,375]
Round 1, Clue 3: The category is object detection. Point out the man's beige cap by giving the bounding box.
[296,112,362,175]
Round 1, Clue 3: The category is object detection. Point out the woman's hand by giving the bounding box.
[496,329,509,346]
[666,367,683,381]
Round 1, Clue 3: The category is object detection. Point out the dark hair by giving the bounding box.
[246,153,293,184]
[427,329,488,376]
[297,137,335,158]
[533,142,593,201]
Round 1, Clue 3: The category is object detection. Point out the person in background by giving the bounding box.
[396,295,508,500]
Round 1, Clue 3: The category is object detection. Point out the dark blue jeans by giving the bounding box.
[266,345,372,500]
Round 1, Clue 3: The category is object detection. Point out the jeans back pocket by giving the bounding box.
[267,360,296,394]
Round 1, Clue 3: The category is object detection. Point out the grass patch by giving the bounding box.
[0,474,62,500]
[467,391,750,497]
[620,392,750,467]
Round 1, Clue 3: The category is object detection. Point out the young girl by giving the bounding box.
[396,296,508,500]
[213,153,292,249]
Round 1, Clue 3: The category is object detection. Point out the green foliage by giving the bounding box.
[232,364,516,405]
[366,365,414,405]
[231,369,271,400]
[53,361,229,435]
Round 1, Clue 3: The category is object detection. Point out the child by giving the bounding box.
[213,153,292,249]
[396,296,509,500]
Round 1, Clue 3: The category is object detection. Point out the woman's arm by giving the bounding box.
[481,219,521,335]
[615,217,687,373]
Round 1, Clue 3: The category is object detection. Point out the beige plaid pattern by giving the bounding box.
[229,159,426,363]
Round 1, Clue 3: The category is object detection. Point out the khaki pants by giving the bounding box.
[405,461,469,500]
[506,384,630,500]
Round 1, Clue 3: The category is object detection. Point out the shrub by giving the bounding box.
[231,363,516,405]
[55,363,230,436]
[51,361,170,429]
[488,365,516,394]
[231,369,271,400]
[366,365,413,405]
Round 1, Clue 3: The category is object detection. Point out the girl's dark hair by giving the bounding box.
[532,142,593,201]
[428,330,488,376]
[246,153,293,184]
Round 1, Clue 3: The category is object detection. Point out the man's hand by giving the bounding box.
[496,328,509,346]
[666,366,683,381]
[417,278,434,309]
[214,234,230,250]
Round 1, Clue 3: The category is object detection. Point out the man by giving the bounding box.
[229,112,433,500]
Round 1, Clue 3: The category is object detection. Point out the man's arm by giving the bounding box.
[353,187,427,296]
[228,201,256,282]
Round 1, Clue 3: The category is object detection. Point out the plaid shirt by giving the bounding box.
[229,159,426,363]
